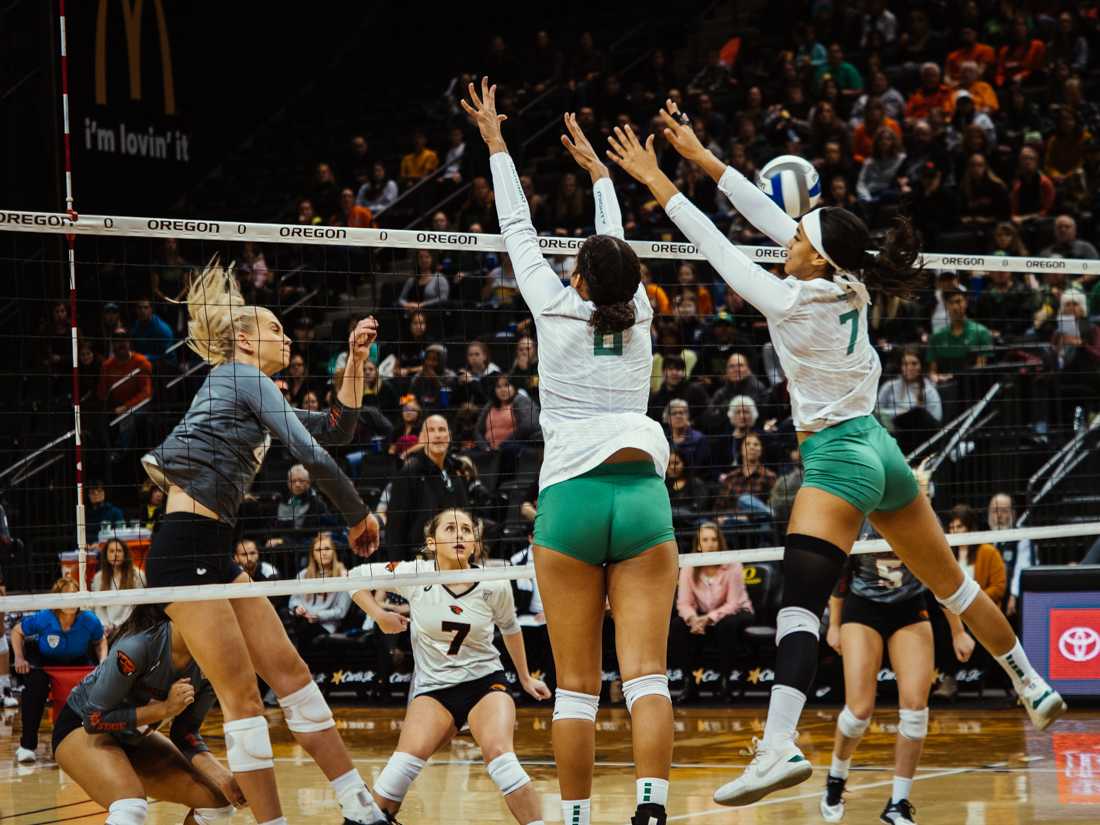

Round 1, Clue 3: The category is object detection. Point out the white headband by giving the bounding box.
[800,208,872,307]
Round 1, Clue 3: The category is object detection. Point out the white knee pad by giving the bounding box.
[375,752,426,803]
[552,689,599,723]
[776,606,821,644]
[898,707,929,741]
[223,716,274,773]
[106,798,148,825]
[487,752,531,796]
[937,577,980,615]
[193,806,235,825]
[837,705,871,739]
[622,674,671,715]
[278,680,335,733]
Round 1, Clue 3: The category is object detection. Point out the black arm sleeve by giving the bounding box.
[169,677,215,759]
[384,467,415,560]
[293,402,361,447]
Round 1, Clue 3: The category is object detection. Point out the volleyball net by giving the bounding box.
[0,206,1098,609]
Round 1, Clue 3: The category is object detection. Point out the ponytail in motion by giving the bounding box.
[182,257,256,366]
[819,209,926,301]
[577,234,641,334]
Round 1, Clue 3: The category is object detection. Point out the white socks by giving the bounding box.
[892,775,913,803]
[637,777,669,807]
[330,768,386,825]
[830,754,851,780]
[561,798,590,825]
[762,684,807,746]
[257,819,288,825]
[995,640,1040,691]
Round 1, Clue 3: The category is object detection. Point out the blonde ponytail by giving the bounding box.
[182,257,254,366]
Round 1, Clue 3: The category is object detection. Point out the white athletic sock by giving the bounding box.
[995,640,1039,691]
[636,777,669,807]
[525,821,545,825]
[891,775,913,803]
[332,767,385,824]
[0,674,10,689]
[257,819,288,825]
[561,798,590,825]
[762,684,806,746]
[829,755,851,780]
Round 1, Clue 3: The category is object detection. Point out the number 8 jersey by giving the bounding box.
[351,560,521,696]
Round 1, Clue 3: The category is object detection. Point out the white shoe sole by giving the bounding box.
[820,796,845,822]
[1026,689,1068,732]
[714,760,813,806]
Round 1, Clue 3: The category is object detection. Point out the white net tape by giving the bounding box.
[1,208,1096,273]
[2,521,1097,612]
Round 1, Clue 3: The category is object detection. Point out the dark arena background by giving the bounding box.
[1,1,1099,823]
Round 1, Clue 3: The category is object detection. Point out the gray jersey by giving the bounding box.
[143,361,366,526]
[838,523,925,604]
[66,623,214,757]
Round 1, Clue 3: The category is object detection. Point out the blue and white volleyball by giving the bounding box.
[756,155,821,219]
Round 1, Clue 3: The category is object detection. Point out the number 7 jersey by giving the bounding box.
[350,560,521,696]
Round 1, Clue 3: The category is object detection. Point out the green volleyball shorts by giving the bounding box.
[534,462,676,565]
[800,415,920,515]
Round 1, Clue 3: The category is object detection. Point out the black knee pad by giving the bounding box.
[781,533,849,617]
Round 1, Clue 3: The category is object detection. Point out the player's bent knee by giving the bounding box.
[936,577,980,615]
[837,705,871,738]
[553,688,599,723]
[898,707,929,741]
[622,673,670,715]
[106,799,148,825]
[375,752,427,803]
[223,716,274,772]
[278,680,334,733]
[487,752,531,796]
[193,806,235,825]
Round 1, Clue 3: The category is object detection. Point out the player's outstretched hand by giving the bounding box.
[561,112,609,181]
[524,677,552,701]
[460,76,508,151]
[376,609,410,635]
[349,513,381,558]
[348,316,378,364]
[658,98,708,163]
[606,125,660,186]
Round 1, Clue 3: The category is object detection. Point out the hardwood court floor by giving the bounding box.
[3,704,1099,824]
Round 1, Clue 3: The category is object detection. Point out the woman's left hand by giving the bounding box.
[523,677,552,701]
[561,112,609,181]
[606,125,660,186]
[348,317,378,364]
[460,77,508,152]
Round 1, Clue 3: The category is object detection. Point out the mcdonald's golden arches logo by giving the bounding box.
[95,0,176,115]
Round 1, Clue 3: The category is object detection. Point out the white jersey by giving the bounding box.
[490,153,669,490]
[665,166,881,432]
[350,560,520,696]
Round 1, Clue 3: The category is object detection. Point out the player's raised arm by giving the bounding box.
[561,112,624,240]
[462,77,563,316]
[607,124,798,321]
[657,100,797,247]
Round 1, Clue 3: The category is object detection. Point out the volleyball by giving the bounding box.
[756,154,821,219]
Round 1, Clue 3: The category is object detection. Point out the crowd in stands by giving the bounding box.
[12,5,1100,715]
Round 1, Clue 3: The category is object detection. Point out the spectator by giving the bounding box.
[509,335,539,405]
[641,263,671,315]
[346,134,372,188]
[927,288,994,379]
[476,374,541,453]
[77,338,101,402]
[850,71,905,125]
[86,480,124,540]
[356,161,399,215]
[946,25,996,84]
[307,162,340,220]
[90,537,146,635]
[1044,108,1091,206]
[877,348,943,431]
[570,30,606,86]
[905,160,959,247]
[457,176,498,233]
[851,98,901,165]
[671,522,754,700]
[409,344,455,410]
[861,0,897,46]
[999,84,1043,147]
[958,153,1010,225]
[994,16,1047,86]
[856,126,906,205]
[283,353,316,408]
[390,397,424,458]
[234,538,280,582]
[35,301,71,378]
[549,172,589,235]
[129,298,177,368]
[399,251,450,314]
[818,140,855,191]
[388,310,433,379]
[972,267,1035,341]
[1047,11,1089,74]
[96,327,152,417]
[666,450,710,527]
[986,493,1035,619]
[675,262,714,316]
[707,353,767,430]
[295,198,320,227]
[949,92,997,149]
[331,187,373,228]
[399,129,439,184]
[808,101,851,161]
[948,60,999,114]
[11,578,106,763]
[946,504,1006,607]
[1010,147,1056,224]
[905,63,953,121]
[384,415,469,560]
[289,532,351,648]
[664,399,710,475]
[649,354,709,424]
[440,126,468,185]
[898,8,946,67]
[272,465,333,550]
[815,42,864,100]
[1041,214,1099,260]
[527,30,564,94]
[149,238,192,311]
[138,479,165,531]
[714,433,776,526]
